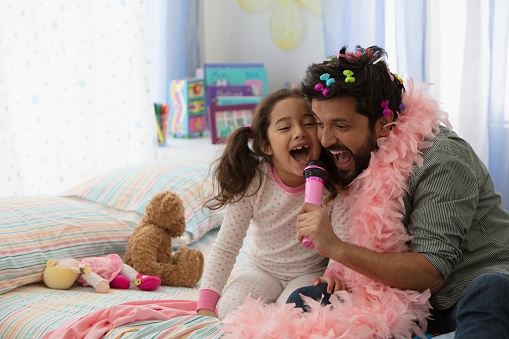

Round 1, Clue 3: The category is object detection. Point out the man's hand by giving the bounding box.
[297,202,342,257]
[197,309,218,318]
[312,276,348,294]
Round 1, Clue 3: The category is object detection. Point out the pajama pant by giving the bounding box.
[217,263,326,319]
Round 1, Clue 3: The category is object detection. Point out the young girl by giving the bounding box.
[196,88,339,319]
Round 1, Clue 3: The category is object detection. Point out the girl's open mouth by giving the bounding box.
[290,145,311,164]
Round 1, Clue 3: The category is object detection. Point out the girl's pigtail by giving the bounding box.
[204,126,261,210]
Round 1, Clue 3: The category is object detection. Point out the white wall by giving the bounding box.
[199,0,325,92]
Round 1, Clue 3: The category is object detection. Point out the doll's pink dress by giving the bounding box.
[76,254,123,286]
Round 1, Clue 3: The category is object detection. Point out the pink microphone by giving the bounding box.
[302,160,327,249]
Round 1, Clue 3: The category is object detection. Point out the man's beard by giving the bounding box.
[331,129,378,189]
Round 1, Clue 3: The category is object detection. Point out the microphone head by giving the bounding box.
[303,160,327,180]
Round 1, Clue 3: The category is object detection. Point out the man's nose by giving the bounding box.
[319,127,336,148]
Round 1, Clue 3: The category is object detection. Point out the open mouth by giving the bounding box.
[330,150,353,171]
[290,145,311,164]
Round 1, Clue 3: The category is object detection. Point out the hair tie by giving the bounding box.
[244,125,254,139]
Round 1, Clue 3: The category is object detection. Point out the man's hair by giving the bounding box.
[301,45,405,128]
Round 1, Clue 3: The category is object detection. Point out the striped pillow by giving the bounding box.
[0,196,132,294]
[60,161,225,243]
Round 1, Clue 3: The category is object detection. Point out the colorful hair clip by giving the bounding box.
[320,73,335,86]
[387,68,395,82]
[366,48,373,59]
[314,83,330,96]
[343,70,355,83]
[393,73,403,85]
[399,101,406,111]
[381,100,391,116]
[337,52,345,59]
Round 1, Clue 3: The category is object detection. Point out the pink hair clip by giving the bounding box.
[381,100,391,116]
[387,68,394,82]
[314,83,330,96]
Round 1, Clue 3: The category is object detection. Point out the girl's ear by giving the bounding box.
[376,112,394,137]
[261,140,273,156]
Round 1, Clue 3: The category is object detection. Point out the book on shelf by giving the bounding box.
[204,63,267,143]
[216,95,262,106]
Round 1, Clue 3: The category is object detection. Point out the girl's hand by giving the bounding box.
[312,276,348,294]
[197,309,218,318]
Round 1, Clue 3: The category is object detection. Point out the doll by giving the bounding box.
[42,254,161,293]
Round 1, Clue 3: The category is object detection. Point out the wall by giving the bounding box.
[199,0,325,92]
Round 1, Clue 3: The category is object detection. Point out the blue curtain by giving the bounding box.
[321,0,385,58]
[488,0,509,209]
[395,0,427,83]
[148,0,200,103]
[320,0,509,210]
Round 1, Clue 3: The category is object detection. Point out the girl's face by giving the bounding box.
[264,97,322,187]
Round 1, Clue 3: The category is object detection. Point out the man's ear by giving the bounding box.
[376,112,394,137]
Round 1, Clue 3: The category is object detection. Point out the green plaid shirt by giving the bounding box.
[403,127,509,310]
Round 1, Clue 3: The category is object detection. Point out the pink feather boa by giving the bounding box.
[218,80,452,339]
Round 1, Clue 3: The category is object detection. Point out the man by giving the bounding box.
[291,45,509,338]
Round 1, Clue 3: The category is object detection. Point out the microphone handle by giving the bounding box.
[302,177,324,249]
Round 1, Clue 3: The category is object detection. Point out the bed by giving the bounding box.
[0,160,455,338]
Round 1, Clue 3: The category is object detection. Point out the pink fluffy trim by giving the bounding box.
[219,79,450,339]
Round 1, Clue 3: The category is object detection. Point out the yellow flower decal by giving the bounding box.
[238,0,321,50]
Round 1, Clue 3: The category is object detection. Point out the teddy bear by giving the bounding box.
[42,254,161,293]
[123,191,204,288]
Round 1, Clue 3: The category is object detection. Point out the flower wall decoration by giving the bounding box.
[237,0,321,51]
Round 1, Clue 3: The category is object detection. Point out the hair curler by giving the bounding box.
[301,160,327,249]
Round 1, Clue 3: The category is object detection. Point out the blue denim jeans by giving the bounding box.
[429,272,509,338]
[286,273,509,338]
[286,284,331,311]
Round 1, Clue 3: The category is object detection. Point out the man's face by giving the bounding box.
[312,96,393,187]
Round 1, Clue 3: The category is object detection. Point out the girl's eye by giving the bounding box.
[304,122,317,127]
[278,127,290,131]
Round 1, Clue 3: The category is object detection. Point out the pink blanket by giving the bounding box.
[42,300,197,339]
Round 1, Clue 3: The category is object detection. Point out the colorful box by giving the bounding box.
[168,78,206,138]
